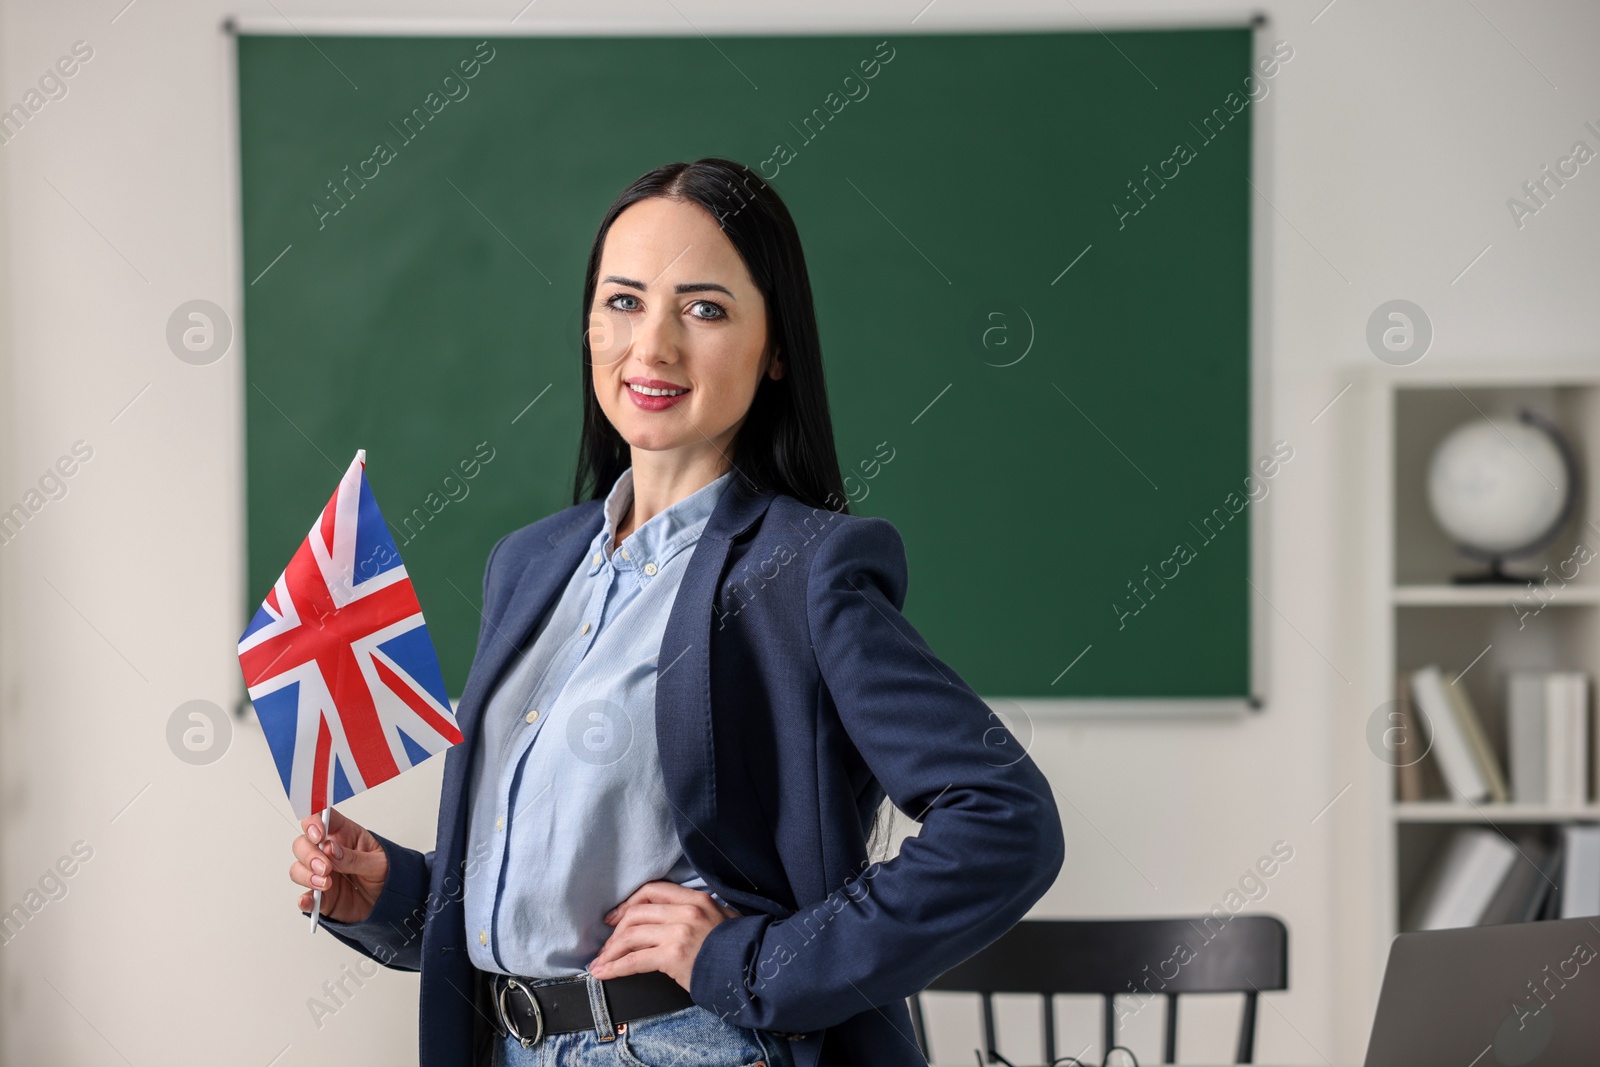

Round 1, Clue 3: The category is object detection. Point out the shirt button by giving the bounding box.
[593,552,601,565]
[581,622,591,635]
[525,709,539,724]
[496,816,504,831]
[620,549,630,560]
[643,562,657,576]
[479,930,488,946]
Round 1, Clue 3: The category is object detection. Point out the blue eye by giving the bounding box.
[689,300,727,320]
[604,293,640,312]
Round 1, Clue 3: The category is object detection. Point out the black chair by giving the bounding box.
[908,917,1288,1065]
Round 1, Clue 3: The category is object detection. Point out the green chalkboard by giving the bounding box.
[237,28,1256,701]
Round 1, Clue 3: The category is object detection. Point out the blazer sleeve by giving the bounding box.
[689,516,1066,1034]
[318,833,434,971]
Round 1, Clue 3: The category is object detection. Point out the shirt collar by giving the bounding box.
[588,467,737,578]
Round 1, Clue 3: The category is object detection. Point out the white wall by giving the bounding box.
[2,1,1597,1064]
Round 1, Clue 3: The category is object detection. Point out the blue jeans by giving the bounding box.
[491,972,797,1067]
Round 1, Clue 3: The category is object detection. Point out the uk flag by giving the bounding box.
[238,450,462,820]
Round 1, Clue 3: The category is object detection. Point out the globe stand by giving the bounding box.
[1451,557,1524,585]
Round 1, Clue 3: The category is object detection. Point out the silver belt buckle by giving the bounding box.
[497,978,544,1049]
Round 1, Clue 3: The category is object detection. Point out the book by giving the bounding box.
[1547,677,1572,805]
[1508,670,1593,806]
[1478,837,1546,926]
[1507,671,1548,804]
[1517,845,1563,923]
[1405,828,1519,930]
[1444,680,1508,803]
[1394,674,1426,802]
[1559,824,1600,919]
[1561,674,1590,803]
[1410,666,1490,803]
[1546,673,1591,806]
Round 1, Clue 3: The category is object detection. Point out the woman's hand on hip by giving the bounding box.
[589,881,740,991]
[289,809,389,925]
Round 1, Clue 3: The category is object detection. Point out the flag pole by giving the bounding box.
[311,758,334,934]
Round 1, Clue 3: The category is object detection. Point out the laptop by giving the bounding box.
[1363,916,1600,1066]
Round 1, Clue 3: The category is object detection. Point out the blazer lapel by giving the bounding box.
[655,474,776,912]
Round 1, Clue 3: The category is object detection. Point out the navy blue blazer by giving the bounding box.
[329,472,1065,1067]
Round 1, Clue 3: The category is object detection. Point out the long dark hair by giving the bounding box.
[572,158,848,515]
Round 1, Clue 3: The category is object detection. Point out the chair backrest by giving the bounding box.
[908,916,1288,1064]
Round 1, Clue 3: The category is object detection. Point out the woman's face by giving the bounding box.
[589,196,782,465]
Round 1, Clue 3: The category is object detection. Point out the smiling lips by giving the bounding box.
[624,377,690,411]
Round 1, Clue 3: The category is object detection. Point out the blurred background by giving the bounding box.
[2,1,1598,1064]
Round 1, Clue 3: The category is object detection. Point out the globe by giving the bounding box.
[1427,415,1572,567]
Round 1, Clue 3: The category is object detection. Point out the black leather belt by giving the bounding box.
[482,969,694,1048]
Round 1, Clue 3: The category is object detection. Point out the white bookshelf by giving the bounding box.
[1339,366,1600,1059]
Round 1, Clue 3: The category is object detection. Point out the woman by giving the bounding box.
[288,158,1064,1067]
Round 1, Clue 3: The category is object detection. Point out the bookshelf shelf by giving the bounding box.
[1392,584,1600,607]
[1393,802,1600,823]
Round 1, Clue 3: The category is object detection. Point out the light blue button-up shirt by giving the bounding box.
[462,466,735,977]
